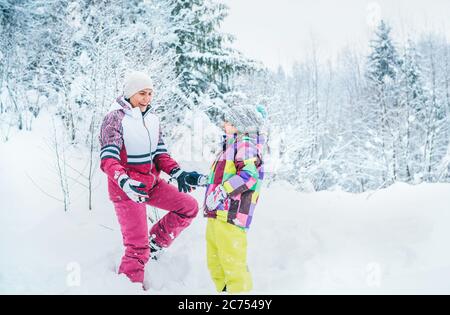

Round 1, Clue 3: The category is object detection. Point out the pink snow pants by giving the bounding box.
[113,179,199,283]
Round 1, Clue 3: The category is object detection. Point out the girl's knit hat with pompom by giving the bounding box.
[224,103,268,134]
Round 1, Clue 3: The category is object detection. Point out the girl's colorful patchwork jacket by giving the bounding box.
[204,133,265,229]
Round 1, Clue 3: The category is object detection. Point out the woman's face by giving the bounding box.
[129,89,154,112]
[223,121,238,135]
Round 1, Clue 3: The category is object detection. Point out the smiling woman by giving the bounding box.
[129,89,154,112]
[123,71,154,112]
[98,70,207,288]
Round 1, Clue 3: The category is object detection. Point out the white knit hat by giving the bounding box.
[123,71,154,99]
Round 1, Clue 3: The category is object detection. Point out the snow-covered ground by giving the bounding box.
[1,112,450,295]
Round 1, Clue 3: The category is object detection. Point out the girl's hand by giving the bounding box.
[205,185,228,211]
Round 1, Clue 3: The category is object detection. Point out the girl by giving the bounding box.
[203,104,267,294]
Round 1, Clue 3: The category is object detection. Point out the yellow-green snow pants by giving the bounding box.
[206,218,253,293]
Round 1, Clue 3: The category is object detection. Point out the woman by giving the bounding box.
[99,71,204,286]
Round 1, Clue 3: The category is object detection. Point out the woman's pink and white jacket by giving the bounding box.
[99,96,179,201]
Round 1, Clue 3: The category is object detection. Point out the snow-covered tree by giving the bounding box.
[168,0,257,105]
[397,40,428,182]
[2,0,450,198]
[417,35,450,182]
[365,20,402,185]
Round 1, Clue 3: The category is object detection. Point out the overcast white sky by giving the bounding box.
[221,0,450,71]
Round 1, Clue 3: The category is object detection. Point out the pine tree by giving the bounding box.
[367,21,400,84]
[168,0,257,104]
[366,20,402,185]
